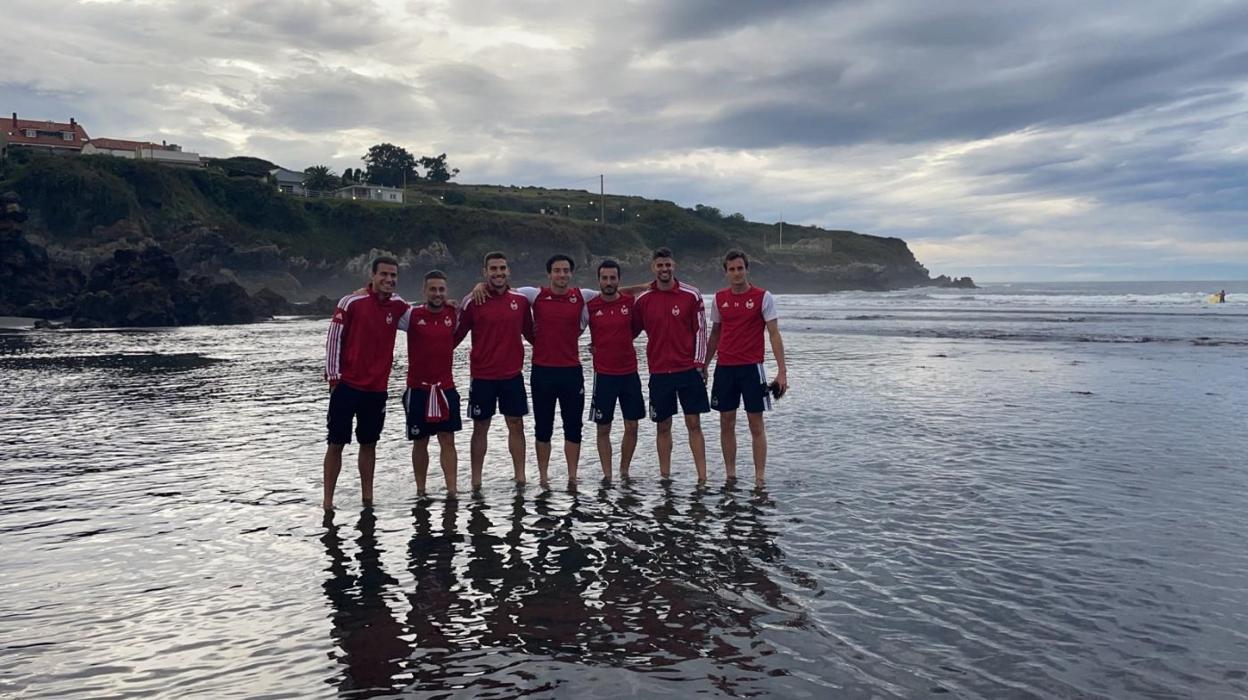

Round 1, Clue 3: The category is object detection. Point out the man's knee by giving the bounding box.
[596,422,612,437]
[747,414,766,438]
[719,411,737,434]
[504,416,524,431]
[623,420,639,438]
[472,419,491,434]
[656,419,673,436]
[326,443,346,455]
[684,415,702,433]
[437,433,456,448]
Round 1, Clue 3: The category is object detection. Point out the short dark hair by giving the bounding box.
[652,247,673,260]
[723,249,749,270]
[483,251,507,266]
[372,255,399,273]
[546,254,575,273]
[424,269,447,282]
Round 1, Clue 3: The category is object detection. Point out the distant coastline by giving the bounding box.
[1,152,974,327]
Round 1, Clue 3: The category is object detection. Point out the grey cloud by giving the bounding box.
[3,0,1247,279]
[639,0,836,43]
[218,69,427,132]
[205,0,397,50]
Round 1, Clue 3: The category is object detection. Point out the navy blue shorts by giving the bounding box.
[648,368,709,422]
[403,387,463,440]
[712,363,770,414]
[326,383,387,445]
[467,374,528,420]
[531,365,584,443]
[590,371,646,424]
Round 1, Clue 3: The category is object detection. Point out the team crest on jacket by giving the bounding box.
[570,295,578,303]
[621,306,629,315]
[386,313,394,325]
[671,305,681,317]
[510,300,519,310]
[746,299,755,309]
[443,316,452,326]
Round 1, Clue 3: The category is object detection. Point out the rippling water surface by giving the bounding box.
[2,283,1247,698]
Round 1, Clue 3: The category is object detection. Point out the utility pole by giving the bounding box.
[600,174,605,224]
[779,211,784,248]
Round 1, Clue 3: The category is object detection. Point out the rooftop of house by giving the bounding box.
[87,137,173,151]
[3,112,90,149]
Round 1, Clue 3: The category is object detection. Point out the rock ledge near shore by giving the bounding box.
[1,192,334,327]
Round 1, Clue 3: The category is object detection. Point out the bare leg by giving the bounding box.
[656,418,673,478]
[358,442,377,505]
[565,440,581,483]
[620,420,638,478]
[505,416,526,485]
[684,415,707,483]
[438,432,458,498]
[412,437,430,495]
[747,412,767,484]
[536,441,552,483]
[719,409,738,480]
[596,422,613,478]
[470,418,490,490]
[323,443,345,511]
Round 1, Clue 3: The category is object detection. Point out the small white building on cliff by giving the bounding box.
[335,184,404,203]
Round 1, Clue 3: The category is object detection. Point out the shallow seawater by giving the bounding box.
[2,285,1248,699]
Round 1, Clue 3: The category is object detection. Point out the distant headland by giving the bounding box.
[0,132,973,327]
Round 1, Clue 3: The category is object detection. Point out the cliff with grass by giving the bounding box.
[1,152,968,323]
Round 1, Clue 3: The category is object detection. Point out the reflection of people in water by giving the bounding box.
[514,491,595,658]
[320,509,410,696]
[402,500,475,692]
[462,495,530,652]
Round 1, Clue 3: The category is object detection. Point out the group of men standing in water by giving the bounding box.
[321,247,788,510]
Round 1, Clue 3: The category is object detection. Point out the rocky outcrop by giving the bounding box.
[0,192,317,327]
[0,192,86,317]
[69,247,260,327]
[931,275,977,289]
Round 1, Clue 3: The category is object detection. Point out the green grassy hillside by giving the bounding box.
[1,152,936,295]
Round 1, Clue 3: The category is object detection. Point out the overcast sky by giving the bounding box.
[4,0,1247,281]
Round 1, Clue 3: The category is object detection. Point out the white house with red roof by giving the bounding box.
[82,137,203,167]
[81,137,158,157]
[2,112,90,156]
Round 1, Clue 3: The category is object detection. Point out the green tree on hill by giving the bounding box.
[303,165,339,191]
[363,143,418,188]
[419,153,459,183]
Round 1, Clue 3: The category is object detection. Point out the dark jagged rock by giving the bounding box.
[71,248,183,327]
[0,192,85,317]
[251,287,294,316]
[70,248,258,327]
[193,276,256,325]
[931,274,977,289]
[292,295,338,317]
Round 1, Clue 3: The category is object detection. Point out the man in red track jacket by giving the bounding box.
[453,251,535,489]
[587,259,645,479]
[322,256,408,511]
[631,247,710,482]
[398,269,462,498]
[705,250,789,484]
